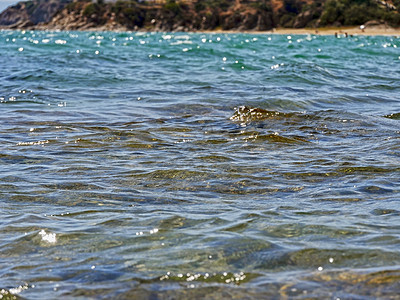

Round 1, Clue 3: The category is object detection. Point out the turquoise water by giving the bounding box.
[1,30,400,299]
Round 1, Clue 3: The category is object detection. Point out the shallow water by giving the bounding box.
[1,30,400,299]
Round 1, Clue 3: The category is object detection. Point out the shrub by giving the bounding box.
[83,3,98,17]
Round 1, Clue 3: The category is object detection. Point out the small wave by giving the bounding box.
[230,106,297,124]
[384,112,400,119]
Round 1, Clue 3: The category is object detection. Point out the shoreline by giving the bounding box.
[1,25,400,36]
[271,26,400,36]
[203,26,400,36]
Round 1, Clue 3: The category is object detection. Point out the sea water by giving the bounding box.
[0,30,400,299]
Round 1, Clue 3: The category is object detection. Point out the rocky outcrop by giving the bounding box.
[0,0,71,27]
[37,1,128,31]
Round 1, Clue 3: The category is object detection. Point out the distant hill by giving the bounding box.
[0,0,71,28]
[1,0,399,31]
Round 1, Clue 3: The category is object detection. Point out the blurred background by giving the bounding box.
[0,0,17,13]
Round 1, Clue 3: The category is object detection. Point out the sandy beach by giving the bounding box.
[272,25,400,36]
[206,25,400,36]
[1,23,400,36]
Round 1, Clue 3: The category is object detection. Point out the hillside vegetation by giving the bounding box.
[1,0,399,31]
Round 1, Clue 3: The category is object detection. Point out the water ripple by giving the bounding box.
[1,30,400,299]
